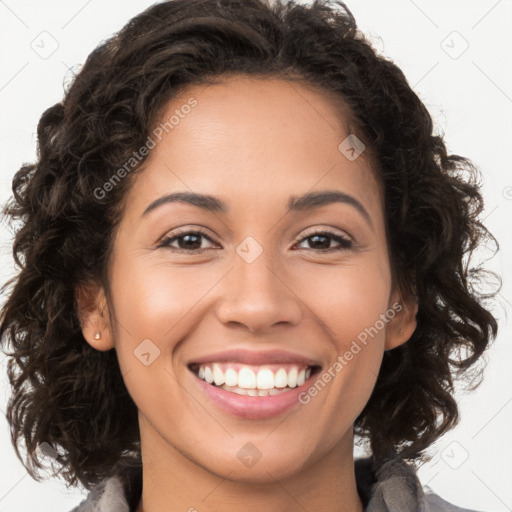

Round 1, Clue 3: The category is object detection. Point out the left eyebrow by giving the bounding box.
[288,190,373,230]
[141,189,373,230]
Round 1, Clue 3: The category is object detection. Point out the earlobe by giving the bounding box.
[75,282,115,351]
[384,291,418,351]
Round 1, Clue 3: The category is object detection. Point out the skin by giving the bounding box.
[78,76,418,512]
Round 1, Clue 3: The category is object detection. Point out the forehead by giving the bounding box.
[123,76,383,226]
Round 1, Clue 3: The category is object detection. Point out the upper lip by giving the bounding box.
[188,349,321,368]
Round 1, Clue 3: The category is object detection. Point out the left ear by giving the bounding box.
[384,285,418,351]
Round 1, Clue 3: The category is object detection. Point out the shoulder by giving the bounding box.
[68,474,128,512]
[355,455,487,512]
[68,465,141,512]
[424,489,486,512]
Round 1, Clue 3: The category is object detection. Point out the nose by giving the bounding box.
[215,248,303,334]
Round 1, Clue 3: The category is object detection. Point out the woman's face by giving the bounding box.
[85,76,416,482]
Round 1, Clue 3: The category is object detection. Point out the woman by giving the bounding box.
[0,0,499,511]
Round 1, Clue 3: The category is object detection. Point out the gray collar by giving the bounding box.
[70,456,480,512]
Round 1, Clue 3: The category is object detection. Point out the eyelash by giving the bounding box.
[157,228,354,253]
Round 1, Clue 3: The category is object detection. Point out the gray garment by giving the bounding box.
[70,456,484,512]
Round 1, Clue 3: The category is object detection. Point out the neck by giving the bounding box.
[135,422,364,512]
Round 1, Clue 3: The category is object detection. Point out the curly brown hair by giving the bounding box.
[0,0,499,491]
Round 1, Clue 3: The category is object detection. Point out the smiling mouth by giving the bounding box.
[188,362,322,397]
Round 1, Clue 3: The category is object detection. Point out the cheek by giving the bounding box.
[294,258,392,345]
[107,255,227,391]
[294,258,391,408]
[106,259,201,416]
[110,256,215,339]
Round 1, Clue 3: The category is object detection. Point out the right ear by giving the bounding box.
[75,281,114,351]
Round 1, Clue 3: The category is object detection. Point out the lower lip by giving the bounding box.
[192,371,317,419]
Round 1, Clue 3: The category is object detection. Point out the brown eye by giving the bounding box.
[158,230,217,252]
[294,231,353,252]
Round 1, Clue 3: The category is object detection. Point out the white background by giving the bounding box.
[0,1,511,511]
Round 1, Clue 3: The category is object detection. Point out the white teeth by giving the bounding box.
[220,384,291,396]
[204,366,214,384]
[274,368,288,388]
[222,386,245,396]
[287,367,298,388]
[238,367,257,389]
[212,363,225,386]
[256,368,274,389]
[297,368,306,386]
[195,363,316,392]
[224,367,238,387]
